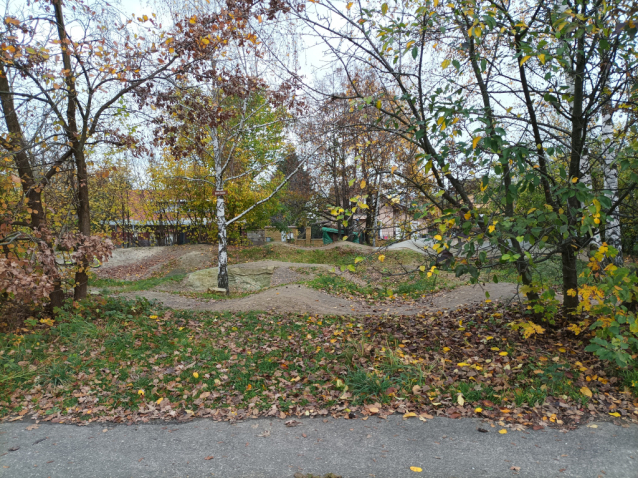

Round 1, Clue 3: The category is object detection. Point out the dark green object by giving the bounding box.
[321,227,359,244]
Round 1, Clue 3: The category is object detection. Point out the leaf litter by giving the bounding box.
[1,296,637,430]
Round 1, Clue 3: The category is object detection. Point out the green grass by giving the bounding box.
[233,244,361,266]
[307,271,452,300]
[1,296,632,424]
[233,243,424,268]
[89,274,187,293]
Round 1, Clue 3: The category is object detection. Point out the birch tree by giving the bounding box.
[152,83,305,291]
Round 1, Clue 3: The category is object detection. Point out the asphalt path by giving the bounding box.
[1,416,637,478]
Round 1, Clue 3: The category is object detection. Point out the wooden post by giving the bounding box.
[306,226,311,246]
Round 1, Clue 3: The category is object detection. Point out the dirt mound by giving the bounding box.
[117,282,519,316]
[269,241,376,252]
[98,245,212,280]
[101,247,164,269]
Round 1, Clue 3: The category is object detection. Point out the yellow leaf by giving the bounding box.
[472,136,481,149]
[138,390,145,395]
[441,59,451,69]
[499,429,507,434]
[410,467,423,473]
[391,165,397,174]
[464,212,471,220]
[538,53,545,64]
[403,412,417,418]
[434,0,439,6]
[360,179,366,189]
[257,15,263,22]
[189,15,197,24]
[609,412,621,417]
[193,372,199,379]
[499,351,508,356]
[571,177,578,183]
[246,384,252,390]
[488,225,495,233]
[378,254,385,262]
[475,407,483,413]
[491,347,500,351]
[156,397,163,404]
[419,265,426,272]
[434,234,442,240]
[520,55,531,66]
[457,394,465,406]
[376,100,382,109]
[580,386,592,398]
[443,346,450,352]
[346,2,353,10]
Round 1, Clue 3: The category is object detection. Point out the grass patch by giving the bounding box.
[89,274,187,294]
[231,243,424,268]
[1,297,634,425]
[231,243,362,266]
[307,271,454,301]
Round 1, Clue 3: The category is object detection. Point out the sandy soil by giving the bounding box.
[117,282,519,316]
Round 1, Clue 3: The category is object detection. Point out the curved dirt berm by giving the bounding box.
[117,282,519,316]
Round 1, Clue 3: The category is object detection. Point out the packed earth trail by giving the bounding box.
[116,282,520,316]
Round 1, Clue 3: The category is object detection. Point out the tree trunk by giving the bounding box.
[73,148,91,300]
[373,173,382,247]
[53,0,91,300]
[0,65,65,307]
[213,127,229,293]
[216,192,229,292]
[561,241,579,313]
[602,108,623,266]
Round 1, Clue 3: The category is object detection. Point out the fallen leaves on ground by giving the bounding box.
[1,297,637,430]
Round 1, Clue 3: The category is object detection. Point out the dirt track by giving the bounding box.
[103,244,520,316]
[118,282,519,316]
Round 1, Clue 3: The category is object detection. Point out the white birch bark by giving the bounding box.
[602,109,623,265]
[212,128,229,292]
[580,149,601,247]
